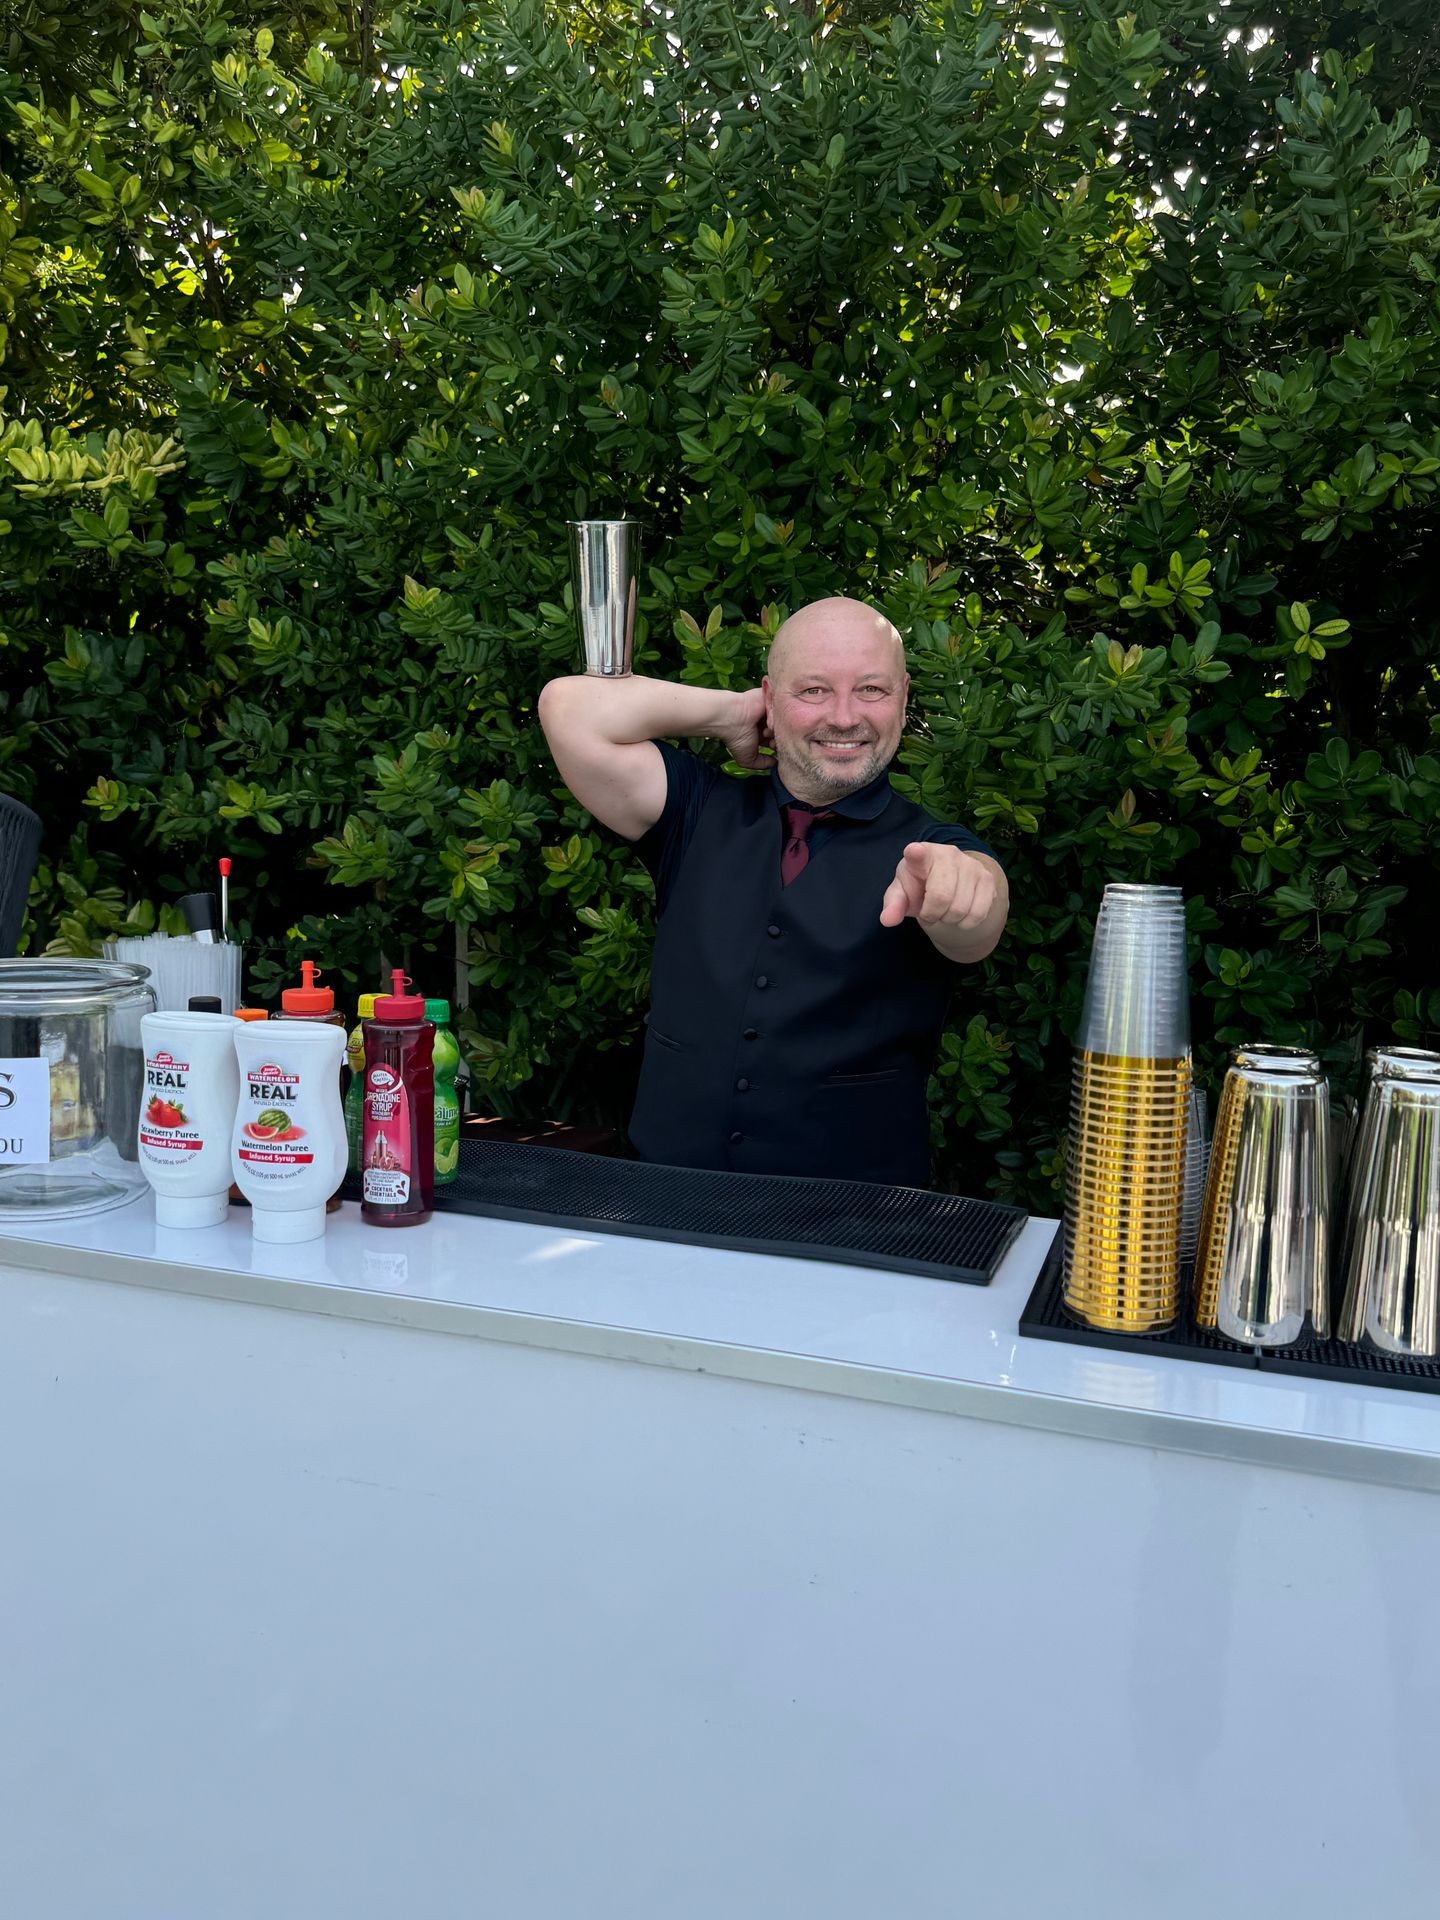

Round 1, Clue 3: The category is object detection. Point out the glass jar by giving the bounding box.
[0,959,156,1217]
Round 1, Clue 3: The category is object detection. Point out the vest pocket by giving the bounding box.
[631,1023,712,1168]
[809,1068,928,1185]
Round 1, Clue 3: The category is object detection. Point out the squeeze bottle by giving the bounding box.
[360,971,434,1228]
[275,959,345,1209]
[425,997,462,1188]
[138,1010,241,1228]
[231,1019,347,1243]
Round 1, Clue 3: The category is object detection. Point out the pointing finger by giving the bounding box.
[880,857,926,927]
[879,876,910,928]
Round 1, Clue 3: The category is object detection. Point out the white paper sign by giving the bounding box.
[0,1058,52,1165]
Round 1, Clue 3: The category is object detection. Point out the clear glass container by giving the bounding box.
[0,959,155,1217]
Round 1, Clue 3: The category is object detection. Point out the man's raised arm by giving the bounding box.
[537,675,769,840]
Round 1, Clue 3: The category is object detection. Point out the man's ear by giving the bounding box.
[761,673,774,722]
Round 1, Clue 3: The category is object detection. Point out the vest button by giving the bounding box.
[767,924,781,938]
[736,1078,749,1092]
[755,974,768,989]
[743,1028,758,1041]
[729,1131,744,1145]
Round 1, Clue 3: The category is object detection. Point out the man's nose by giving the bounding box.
[829,692,862,731]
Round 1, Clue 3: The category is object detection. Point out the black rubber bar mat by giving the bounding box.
[1020,1251,1440,1395]
[1260,1335,1440,1394]
[346,1138,1026,1286]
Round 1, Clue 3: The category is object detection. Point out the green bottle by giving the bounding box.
[345,992,380,1174]
[426,997,462,1186]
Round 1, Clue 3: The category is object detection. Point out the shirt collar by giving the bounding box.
[771,762,894,822]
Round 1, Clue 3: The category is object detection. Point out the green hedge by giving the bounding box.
[2,1,1438,1205]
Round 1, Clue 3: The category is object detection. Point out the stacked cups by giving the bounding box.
[1179,1086,1209,1282]
[1064,885,1192,1334]
[1193,1049,1331,1346]
[1337,1048,1440,1357]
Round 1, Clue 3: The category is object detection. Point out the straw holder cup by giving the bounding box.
[568,519,639,677]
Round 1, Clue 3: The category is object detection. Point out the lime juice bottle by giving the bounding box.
[426,997,462,1187]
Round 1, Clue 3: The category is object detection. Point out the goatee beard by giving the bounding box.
[796,740,883,799]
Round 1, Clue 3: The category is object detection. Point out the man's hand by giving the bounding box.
[879,842,1008,962]
[719,687,773,770]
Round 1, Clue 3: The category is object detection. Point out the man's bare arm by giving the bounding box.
[537,675,768,840]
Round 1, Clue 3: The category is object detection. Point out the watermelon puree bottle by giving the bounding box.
[360,970,435,1228]
[274,959,346,1211]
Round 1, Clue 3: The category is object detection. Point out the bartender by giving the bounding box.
[538,596,1009,1186]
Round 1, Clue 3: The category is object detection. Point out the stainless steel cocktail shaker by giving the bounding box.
[1193,1052,1332,1346]
[1337,1049,1440,1357]
[567,519,639,676]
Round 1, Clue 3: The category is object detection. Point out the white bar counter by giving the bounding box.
[3,1192,1437,1487]
[2,1193,1439,1919]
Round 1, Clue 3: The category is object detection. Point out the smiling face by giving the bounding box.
[763,599,910,804]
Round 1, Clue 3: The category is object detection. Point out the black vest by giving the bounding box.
[629,775,955,1186]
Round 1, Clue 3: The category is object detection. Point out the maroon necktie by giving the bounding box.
[780,804,834,886]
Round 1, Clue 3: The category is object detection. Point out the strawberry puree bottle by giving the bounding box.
[360,970,435,1228]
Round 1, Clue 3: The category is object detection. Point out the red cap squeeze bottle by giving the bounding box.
[372,968,426,1023]
[360,971,435,1228]
[277,960,344,1209]
[280,960,338,1019]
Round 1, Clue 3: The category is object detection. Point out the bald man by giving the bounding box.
[538,596,1009,1187]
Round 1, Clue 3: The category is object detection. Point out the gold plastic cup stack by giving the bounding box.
[1179,1086,1209,1283]
[1064,884,1191,1335]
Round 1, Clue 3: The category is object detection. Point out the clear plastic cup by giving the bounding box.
[1076,885,1191,1057]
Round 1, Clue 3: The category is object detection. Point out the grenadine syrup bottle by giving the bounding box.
[360,970,435,1228]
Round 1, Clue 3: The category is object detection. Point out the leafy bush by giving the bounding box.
[2,0,1437,1205]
